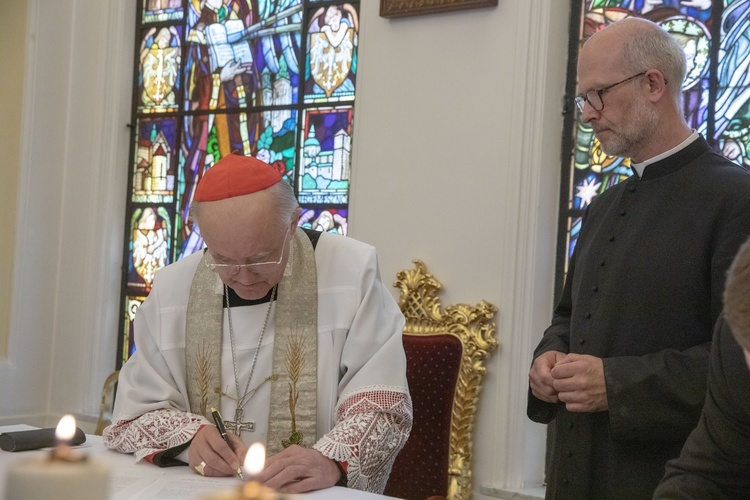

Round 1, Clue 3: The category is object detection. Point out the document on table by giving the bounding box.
[119,475,237,500]
[108,459,238,500]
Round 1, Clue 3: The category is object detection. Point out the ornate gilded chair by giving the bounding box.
[95,370,120,435]
[384,260,499,500]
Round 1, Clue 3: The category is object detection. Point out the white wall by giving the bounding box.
[1,0,570,495]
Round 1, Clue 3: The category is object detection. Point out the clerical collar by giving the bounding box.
[630,130,699,178]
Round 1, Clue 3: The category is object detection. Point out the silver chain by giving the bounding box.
[225,284,277,410]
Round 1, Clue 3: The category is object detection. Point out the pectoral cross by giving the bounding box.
[224,408,254,437]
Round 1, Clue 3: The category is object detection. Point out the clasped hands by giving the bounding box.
[188,427,340,493]
[529,351,608,412]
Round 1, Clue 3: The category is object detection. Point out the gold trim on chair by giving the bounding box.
[95,370,120,436]
[394,260,499,500]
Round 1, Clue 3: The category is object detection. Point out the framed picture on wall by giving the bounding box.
[379,0,498,19]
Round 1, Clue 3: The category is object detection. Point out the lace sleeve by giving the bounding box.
[102,408,210,462]
[313,385,413,493]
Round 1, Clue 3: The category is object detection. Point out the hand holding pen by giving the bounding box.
[211,407,245,480]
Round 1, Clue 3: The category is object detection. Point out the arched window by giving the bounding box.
[557,1,749,297]
[118,0,360,367]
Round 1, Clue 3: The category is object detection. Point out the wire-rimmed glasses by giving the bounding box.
[205,227,290,275]
[574,72,648,112]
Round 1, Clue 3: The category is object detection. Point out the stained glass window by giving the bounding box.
[556,0,750,296]
[118,0,360,366]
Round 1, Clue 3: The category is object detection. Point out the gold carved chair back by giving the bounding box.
[384,260,499,500]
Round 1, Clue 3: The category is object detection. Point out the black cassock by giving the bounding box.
[529,137,750,499]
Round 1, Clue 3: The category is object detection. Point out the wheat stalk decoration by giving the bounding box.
[196,340,212,417]
[282,330,307,448]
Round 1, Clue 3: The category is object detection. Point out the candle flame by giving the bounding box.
[243,442,266,475]
[55,414,77,442]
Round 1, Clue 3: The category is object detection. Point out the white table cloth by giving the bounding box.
[0,425,401,500]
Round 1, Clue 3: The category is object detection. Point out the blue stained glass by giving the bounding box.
[132,117,178,204]
[183,0,303,111]
[298,107,352,205]
[256,2,303,106]
[706,0,750,170]
[567,217,582,263]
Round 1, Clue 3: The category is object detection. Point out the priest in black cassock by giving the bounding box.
[528,17,750,499]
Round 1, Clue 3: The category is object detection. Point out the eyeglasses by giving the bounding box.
[574,72,648,112]
[206,227,290,275]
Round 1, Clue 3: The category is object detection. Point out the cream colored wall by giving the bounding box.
[351,2,569,495]
[0,0,133,428]
[0,0,27,359]
[1,0,570,495]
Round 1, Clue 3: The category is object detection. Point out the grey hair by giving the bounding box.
[188,179,300,230]
[267,179,301,228]
[619,20,686,111]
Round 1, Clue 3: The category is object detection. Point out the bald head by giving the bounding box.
[576,17,691,161]
[582,18,686,108]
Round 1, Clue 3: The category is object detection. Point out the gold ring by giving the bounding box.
[195,461,206,476]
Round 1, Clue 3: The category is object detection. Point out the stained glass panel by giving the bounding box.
[132,117,178,203]
[142,0,183,23]
[304,3,358,103]
[710,1,750,169]
[127,206,172,293]
[300,207,348,235]
[183,1,303,111]
[138,26,182,114]
[298,106,352,205]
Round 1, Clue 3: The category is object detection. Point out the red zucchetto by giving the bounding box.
[193,153,283,202]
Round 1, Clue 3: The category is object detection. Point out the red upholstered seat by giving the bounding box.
[383,334,462,500]
[385,260,498,500]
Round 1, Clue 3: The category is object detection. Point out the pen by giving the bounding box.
[211,407,245,480]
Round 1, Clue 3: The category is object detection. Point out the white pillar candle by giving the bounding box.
[5,455,110,500]
[4,415,110,500]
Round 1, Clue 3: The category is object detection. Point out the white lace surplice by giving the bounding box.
[103,232,412,493]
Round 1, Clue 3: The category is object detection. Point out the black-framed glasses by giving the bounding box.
[574,72,648,112]
[206,227,290,275]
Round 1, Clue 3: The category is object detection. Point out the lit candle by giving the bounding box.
[203,442,289,500]
[241,443,273,500]
[4,415,110,500]
[51,414,77,460]
[243,442,266,478]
